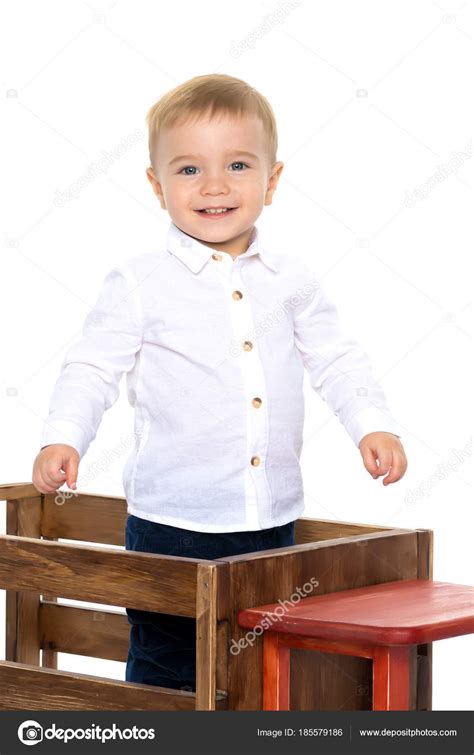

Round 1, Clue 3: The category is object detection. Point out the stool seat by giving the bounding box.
[238,579,474,645]
[238,579,474,711]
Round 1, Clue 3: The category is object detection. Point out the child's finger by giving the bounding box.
[47,470,67,483]
[382,452,407,485]
[34,473,59,494]
[359,444,379,476]
[371,449,392,478]
[62,457,78,489]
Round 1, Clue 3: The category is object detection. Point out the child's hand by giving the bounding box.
[359,432,407,486]
[32,444,80,494]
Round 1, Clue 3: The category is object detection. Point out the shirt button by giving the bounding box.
[232,290,243,300]
[243,341,253,351]
[252,397,262,408]
[250,455,261,466]
[212,253,223,261]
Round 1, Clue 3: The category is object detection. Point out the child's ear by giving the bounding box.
[146,166,167,210]
[264,161,284,206]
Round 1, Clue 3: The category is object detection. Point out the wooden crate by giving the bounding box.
[0,483,432,711]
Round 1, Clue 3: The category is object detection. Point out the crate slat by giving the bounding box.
[39,601,130,661]
[0,534,207,616]
[0,660,227,710]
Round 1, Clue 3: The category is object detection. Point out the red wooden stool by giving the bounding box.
[238,579,474,710]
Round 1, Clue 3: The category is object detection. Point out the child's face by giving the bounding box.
[146,112,284,256]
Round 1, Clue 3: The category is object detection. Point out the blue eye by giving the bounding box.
[178,162,249,175]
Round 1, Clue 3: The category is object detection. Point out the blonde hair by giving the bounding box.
[146,73,278,173]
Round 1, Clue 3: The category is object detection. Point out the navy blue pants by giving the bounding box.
[124,513,295,691]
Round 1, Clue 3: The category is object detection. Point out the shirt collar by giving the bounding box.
[166,220,278,274]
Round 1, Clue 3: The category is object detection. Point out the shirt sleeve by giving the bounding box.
[291,264,403,448]
[39,266,143,458]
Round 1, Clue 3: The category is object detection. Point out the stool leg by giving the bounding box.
[372,645,411,710]
[263,631,290,710]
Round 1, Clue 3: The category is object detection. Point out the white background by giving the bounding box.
[0,0,472,711]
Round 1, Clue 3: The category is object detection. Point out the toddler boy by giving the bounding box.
[33,73,407,693]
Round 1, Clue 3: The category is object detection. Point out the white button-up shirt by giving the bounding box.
[40,220,402,532]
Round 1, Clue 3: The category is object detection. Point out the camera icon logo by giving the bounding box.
[18,720,44,746]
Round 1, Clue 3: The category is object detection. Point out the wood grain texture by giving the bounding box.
[238,579,474,645]
[39,534,59,670]
[2,491,230,711]
[295,516,407,544]
[0,483,39,500]
[196,563,217,710]
[1,488,433,712]
[0,533,214,616]
[39,601,130,661]
[41,493,127,544]
[0,661,227,710]
[372,645,411,711]
[225,530,420,710]
[263,631,290,710]
[6,498,42,667]
[260,633,413,711]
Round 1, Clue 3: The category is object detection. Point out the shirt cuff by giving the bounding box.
[39,419,89,458]
[344,407,403,448]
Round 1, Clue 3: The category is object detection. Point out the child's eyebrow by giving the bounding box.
[168,150,260,166]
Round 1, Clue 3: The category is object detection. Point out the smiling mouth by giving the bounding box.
[195,207,238,215]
